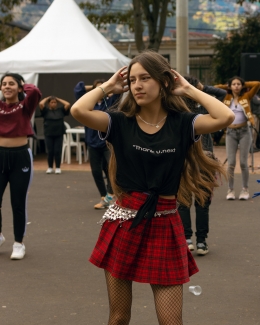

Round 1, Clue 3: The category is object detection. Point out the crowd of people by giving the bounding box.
[1,50,260,324]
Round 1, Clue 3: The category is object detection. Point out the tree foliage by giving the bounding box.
[212,13,260,83]
[80,0,260,53]
[235,0,259,4]
[210,0,260,4]
[79,0,176,52]
[1,0,260,53]
[0,0,37,50]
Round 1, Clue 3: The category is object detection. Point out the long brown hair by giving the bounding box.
[108,50,226,206]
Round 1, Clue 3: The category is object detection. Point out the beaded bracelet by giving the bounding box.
[97,86,107,98]
[97,86,108,109]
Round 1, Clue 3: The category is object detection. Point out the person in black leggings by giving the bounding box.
[39,96,70,174]
[0,73,41,260]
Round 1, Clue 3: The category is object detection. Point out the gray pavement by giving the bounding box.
[1,171,260,325]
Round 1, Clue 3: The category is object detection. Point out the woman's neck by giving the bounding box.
[139,104,165,116]
[6,98,19,104]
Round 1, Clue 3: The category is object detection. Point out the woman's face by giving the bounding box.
[1,76,22,103]
[49,99,58,109]
[230,79,243,95]
[129,62,161,108]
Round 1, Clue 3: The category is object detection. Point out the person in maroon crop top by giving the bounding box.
[0,73,41,260]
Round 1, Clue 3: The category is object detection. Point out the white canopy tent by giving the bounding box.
[0,0,130,149]
[0,0,130,77]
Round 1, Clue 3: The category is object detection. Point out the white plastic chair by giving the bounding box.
[61,122,88,164]
[33,117,46,155]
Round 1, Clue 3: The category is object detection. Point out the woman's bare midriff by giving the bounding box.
[228,121,247,129]
[0,136,28,147]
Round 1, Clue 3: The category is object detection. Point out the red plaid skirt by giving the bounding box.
[89,192,199,285]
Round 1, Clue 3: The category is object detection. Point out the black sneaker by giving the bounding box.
[196,242,209,256]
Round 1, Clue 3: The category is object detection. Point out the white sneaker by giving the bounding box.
[239,188,249,200]
[186,239,194,251]
[46,168,53,174]
[0,233,5,247]
[10,242,25,260]
[226,189,235,200]
[55,168,61,174]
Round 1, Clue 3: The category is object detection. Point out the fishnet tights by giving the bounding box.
[151,284,183,325]
[105,270,133,325]
[104,270,183,325]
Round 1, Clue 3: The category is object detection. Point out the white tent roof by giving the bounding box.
[0,0,130,74]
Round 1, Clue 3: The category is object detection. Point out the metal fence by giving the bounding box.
[189,56,215,85]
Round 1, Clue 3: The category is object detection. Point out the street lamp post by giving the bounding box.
[176,0,189,75]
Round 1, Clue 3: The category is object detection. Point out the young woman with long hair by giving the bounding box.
[215,76,260,200]
[71,51,234,325]
[0,73,41,260]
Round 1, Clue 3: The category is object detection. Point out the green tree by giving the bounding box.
[80,0,260,53]
[234,0,259,4]
[0,0,37,50]
[212,13,260,83]
[79,0,176,52]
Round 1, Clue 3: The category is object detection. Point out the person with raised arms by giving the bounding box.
[71,51,234,325]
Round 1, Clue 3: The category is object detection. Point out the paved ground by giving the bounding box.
[32,145,260,174]
[1,147,260,325]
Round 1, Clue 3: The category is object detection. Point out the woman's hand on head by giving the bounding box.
[197,82,204,91]
[105,66,129,94]
[170,69,192,96]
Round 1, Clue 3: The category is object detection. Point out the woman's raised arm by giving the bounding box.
[71,67,128,132]
[171,70,235,134]
[39,96,51,109]
[56,97,71,110]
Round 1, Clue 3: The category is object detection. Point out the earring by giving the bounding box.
[160,88,165,98]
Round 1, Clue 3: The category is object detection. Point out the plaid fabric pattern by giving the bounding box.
[89,192,199,285]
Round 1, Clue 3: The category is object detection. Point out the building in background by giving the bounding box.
[113,31,216,84]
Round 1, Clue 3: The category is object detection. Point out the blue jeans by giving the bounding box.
[226,125,252,189]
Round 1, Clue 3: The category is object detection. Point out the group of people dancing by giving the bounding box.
[0,50,259,324]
